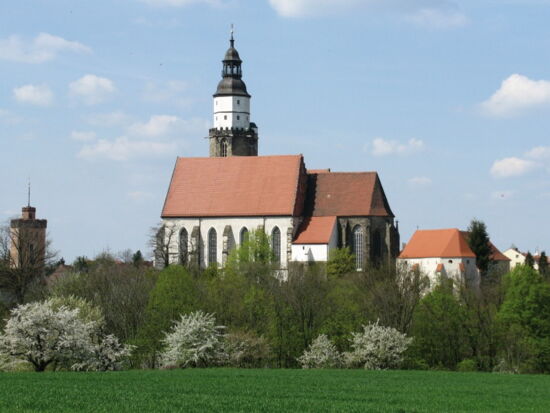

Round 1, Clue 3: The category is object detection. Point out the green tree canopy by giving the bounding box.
[467,219,493,275]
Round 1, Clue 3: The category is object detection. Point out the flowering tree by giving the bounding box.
[344,321,412,370]
[0,299,132,372]
[160,311,225,368]
[298,334,342,369]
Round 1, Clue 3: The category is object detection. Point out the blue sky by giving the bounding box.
[1,0,549,262]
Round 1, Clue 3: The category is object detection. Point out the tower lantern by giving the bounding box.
[209,28,258,157]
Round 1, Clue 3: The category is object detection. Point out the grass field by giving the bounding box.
[1,369,549,412]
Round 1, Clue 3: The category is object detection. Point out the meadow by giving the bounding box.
[0,369,549,412]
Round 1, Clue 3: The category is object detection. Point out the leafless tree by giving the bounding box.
[0,220,57,305]
[149,222,177,269]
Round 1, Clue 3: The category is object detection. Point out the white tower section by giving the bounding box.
[213,95,250,130]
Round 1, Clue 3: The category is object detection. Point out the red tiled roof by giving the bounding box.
[306,172,394,217]
[162,155,306,217]
[307,169,331,174]
[293,216,337,244]
[399,229,476,259]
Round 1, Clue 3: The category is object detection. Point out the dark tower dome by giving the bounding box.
[214,33,250,97]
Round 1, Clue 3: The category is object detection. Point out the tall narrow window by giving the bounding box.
[271,227,281,264]
[208,228,217,266]
[179,228,188,265]
[352,225,364,271]
[240,227,249,245]
[220,139,228,157]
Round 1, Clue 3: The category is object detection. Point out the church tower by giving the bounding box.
[209,30,258,157]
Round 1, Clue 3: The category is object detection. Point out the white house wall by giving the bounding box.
[398,257,479,288]
[163,216,293,269]
[291,244,329,262]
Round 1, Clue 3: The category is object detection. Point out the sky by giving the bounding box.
[1,0,549,262]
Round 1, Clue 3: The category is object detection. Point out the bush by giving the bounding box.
[160,311,225,368]
[0,300,132,372]
[457,359,478,372]
[222,331,271,368]
[298,334,342,369]
[344,321,412,370]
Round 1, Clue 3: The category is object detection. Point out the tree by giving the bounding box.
[539,251,549,278]
[298,334,342,369]
[160,311,225,368]
[0,221,57,305]
[0,300,132,372]
[467,219,493,275]
[73,256,90,273]
[344,321,413,370]
[327,248,355,278]
[132,250,144,267]
[225,229,274,277]
[150,222,177,269]
[497,265,550,373]
[525,252,535,269]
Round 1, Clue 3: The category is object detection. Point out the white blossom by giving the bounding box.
[344,321,412,370]
[160,311,225,368]
[298,334,342,369]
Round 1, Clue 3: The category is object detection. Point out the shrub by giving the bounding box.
[457,359,478,372]
[344,321,412,370]
[0,300,132,372]
[222,331,271,368]
[298,334,342,369]
[160,311,225,368]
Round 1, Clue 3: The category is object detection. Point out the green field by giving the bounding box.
[0,369,549,412]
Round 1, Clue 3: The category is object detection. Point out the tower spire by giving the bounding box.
[230,24,234,48]
[27,177,31,207]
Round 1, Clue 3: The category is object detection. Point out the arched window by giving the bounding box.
[220,139,228,157]
[352,225,364,271]
[271,227,281,264]
[240,227,249,245]
[208,228,217,266]
[179,228,188,265]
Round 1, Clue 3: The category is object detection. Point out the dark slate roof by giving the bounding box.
[215,77,250,97]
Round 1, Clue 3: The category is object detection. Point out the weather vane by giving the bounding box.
[230,24,234,46]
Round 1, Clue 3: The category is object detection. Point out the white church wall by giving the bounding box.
[291,244,329,263]
[163,216,293,269]
[213,96,250,129]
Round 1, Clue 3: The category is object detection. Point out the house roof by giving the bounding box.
[293,216,337,244]
[460,231,510,262]
[305,172,394,217]
[399,229,476,259]
[162,155,306,217]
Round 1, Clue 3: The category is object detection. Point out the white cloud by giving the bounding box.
[481,74,550,117]
[0,109,22,124]
[13,84,54,106]
[140,0,222,6]
[525,146,550,161]
[490,157,537,178]
[77,137,177,161]
[71,131,97,142]
[129,115,209,138]
[408,176,432,188]
[0,33,91,64]
[129,115,180,137]
[406,8,468,29]
[69,74,116,105]
[269,0,467,27]
[370,137,424,156]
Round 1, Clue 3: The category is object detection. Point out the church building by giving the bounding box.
[159,33,399,271]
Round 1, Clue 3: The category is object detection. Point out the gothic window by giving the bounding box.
[352,225,364,271]
[208,228,217,266]
[240,227,249,245]
[271,227,281,264]
[179,228,188,265]
[220,139,228,157]
[371,230,382,266]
